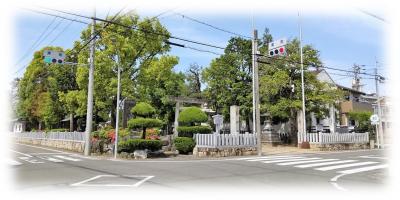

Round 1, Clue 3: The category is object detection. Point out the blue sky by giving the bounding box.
[13,7,386,94]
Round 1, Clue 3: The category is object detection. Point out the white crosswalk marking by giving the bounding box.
[338,164,388,174]
[277,159,339,166]
[19,157,44,164]
[37,156,64,163]
[315,161,378,171]
[247,156,305,162]
[54,155,82,162]
[263,157,321,164]
[7,158,23,166]
[295,160,357,168]
[236,155,301,160]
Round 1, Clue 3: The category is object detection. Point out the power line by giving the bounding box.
[166,41,222,56]
[14,16,58,67]
[173,12,251,39]
[33,7,226,50]
[256,53,381,78]
[14,17,66,74]
[49,18,75,45]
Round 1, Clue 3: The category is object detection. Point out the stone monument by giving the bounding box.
[261,117,281,146]
[230,105,240,135]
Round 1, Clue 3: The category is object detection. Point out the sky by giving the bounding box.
[12,5,387,95]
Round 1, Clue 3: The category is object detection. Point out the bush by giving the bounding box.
[178,107,208,125]
[128,118,163,129]
[131,102,156,117]
[177,126,212,137]
[49,128,68,132]
[174,137,196,154]
[118,139,162,153]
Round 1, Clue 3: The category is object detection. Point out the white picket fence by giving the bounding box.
[194,133,257,148]
[299,132,369,144]
[13,132,86,142]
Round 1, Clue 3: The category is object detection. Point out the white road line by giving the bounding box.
[70,175,154,187]
[14,143,65,153]
[359,155,387,160]
[37,156,64,163]
[295,160,357,168]
[277,159,339,166]
[246,156,304,162]
[7,158,23,166]
[262,157,321,164]
[337,164,388,174]
[54,155,82,162]
[236,155,301,160]
[30,153,69,155]
[315,161,378,171]
[18,157,44,164]
[10,149,32,157]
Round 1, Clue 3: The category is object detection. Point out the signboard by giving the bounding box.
[42,50,65,64]
[370,114,379,125]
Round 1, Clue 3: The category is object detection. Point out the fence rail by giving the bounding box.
[195,133,257,148]
[299,132,369,144]
[13,132,86,142]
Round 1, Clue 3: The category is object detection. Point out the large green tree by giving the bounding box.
[17,46,77,130]
[73,12,174,127]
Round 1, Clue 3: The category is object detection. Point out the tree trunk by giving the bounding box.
[69,113,74,132]
[142,127,146,139]
[38,121,42,131]
[289,109,298,146]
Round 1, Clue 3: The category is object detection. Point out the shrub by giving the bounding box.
[131,102,156,117]
[118,139,162,153]
[49,128,68,132]
[174,137,196,154]
[128,117,163,139]
[177,126,212,137]
[178,107,208,125]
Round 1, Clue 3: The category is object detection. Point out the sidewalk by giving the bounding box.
[261,144,324,155]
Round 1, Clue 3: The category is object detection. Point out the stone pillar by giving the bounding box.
[329,104,336,133]
[212,114,224,134]
[230,105,240,135]
[297,110,304,143]
[173,101,180,138]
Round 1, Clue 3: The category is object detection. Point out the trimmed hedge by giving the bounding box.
[174,137,195,154]
[131,102,156,117]
[177,126,212,137]
[127,118,163,129]
[178,107,208,125]
[118,139,162,153]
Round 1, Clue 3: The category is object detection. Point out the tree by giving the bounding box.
[258,37,343,139]
[177,107,212,137]
[349,111,373,133]
[185,63,203,98]
[16,46,76,130]
[202,36,253,131]
[127,102,163,139]
[58,90,87,131]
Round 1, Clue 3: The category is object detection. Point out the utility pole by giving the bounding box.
[84,9,96,156]
[252,29,262,156]
[375,63,384,149]
[298,12,306,143]
[352,64,362,92]
[114,55,121,159]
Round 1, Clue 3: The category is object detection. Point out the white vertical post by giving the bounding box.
[114,55,121,159]
[298,12,307,144]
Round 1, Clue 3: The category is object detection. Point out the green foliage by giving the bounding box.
[118,139,162,153]
[177,126,212,137]
[49,128,68,132]
[173,137,195,154]
[178,107,208,125]
[349,111,373,132]
[127,118,163,129]
[184,63,203,98]
[131,102,156,117]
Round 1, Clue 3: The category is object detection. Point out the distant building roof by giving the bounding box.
[336,84,366,95]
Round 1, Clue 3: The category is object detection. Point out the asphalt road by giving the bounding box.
[8,142,388,192]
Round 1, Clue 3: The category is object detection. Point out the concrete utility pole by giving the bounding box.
[84,9,96,156]
[375,64,384,149]
[114,55,121,159]
[252,29,262,156]
[352,64,363,92]
[298,12,306,142]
